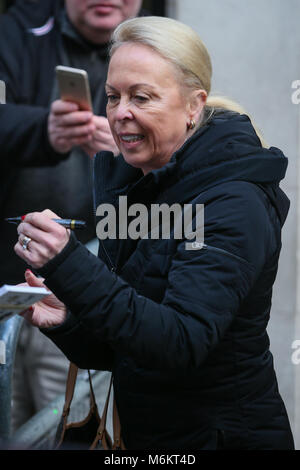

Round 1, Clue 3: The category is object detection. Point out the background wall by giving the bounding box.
[167,0,300,449]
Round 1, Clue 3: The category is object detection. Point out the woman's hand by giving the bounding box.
[14,209,70,269]
[21,270,67,328]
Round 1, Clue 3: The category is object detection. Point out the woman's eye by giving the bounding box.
[134,95,148,103]
[107,95,119,103]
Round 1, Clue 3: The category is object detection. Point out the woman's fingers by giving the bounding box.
[24,269,46,289]
[14,211,70,269]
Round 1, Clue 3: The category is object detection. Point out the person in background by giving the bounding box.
[15,16,294,449]
[0,0,142,431]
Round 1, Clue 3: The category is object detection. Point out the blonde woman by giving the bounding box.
[15,17,294,450]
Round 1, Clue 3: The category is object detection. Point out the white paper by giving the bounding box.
[0,284,50,323]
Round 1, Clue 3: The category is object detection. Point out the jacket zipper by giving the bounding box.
[99,240,249,274]
[99,239,117,274]
[93,179,117,274]
[201,243,250,266]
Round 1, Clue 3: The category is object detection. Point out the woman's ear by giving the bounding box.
[187,89,207,124]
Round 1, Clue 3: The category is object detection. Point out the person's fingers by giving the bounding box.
[53,122,95,139]
[41,209,60,219]
[16,234,55,264]
[17,225,54,246]
[92,117,113,134]
[17,231,68,260]
[15,211,70,269]
[14,236,62,269]
[19,305,35,321]
[18,212,63,234]
[81,136,119,156]
[17,210,61,237]
[50,99,79,114]
[52,135,93,152]
[92,115,110,127]
[53,110,94,127]
[92,128,114,141]
[24,269,45,288]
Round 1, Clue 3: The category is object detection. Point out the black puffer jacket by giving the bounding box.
[40,111,294,450]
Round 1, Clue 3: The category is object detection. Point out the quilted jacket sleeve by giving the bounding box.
[41,309,115,371]
[39,184,277,371]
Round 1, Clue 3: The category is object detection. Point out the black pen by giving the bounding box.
[5,217,86,230]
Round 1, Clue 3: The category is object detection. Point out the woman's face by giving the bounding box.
[106,43,204,174]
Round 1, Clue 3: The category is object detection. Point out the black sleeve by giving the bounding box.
[0,13,69,167]
[38,234,115,371]
[0,103,71,166]
[41,310,114,371]
[37,187,274,371]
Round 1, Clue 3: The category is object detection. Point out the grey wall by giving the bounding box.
[169,0,300,448]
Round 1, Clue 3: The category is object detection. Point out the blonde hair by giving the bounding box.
[110,16,267,148]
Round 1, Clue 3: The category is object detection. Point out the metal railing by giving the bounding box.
[0,314,112,450]
[8,369,112,450]
[0,239,113,449]
[0,315,23,442]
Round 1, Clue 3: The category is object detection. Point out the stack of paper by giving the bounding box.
[0,284,50,322]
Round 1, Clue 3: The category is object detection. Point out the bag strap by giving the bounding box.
[62,363,98,417]
[112,396,126,450]
[56,362,80,445]
[62,362,78,418]
[87,369,98,410]
[90,374,113,449]
[62,363,125,450]
[90,375,126,450]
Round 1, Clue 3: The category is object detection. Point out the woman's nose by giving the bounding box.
[115,99,134,121]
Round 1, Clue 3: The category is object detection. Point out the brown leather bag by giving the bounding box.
[54,362,125,450]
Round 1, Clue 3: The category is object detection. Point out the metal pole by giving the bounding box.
[0,316,23,442]
[10,370,112,449]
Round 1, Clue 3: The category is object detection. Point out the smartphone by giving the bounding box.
[55,65,92,111]
[0,80,6,104]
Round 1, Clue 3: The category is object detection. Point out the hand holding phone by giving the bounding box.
[51,65,118,156]
[48,99,95,154]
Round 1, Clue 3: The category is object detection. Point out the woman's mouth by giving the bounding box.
[120,134,144,143]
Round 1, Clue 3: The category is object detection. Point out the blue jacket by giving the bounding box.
[40,110,294,449]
